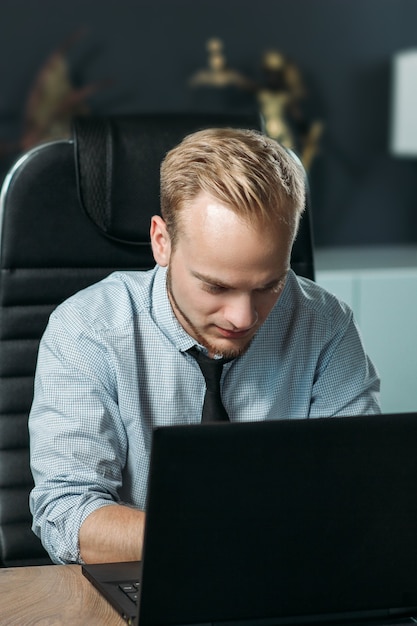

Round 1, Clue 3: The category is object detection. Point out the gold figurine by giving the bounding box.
[189,38,255,91]
[257,49,322,171]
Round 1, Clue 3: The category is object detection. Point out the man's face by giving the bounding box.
[151,192,292,358]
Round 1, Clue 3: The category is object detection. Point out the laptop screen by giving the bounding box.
[139,415,417,625]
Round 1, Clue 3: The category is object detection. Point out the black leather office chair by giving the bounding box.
[0,114,314,567]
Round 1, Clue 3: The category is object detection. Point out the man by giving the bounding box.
[29,128,380,565]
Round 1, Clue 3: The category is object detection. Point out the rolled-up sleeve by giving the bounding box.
[29,305,127,564]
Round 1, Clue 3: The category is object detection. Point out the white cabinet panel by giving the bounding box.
[315,247,417,414]
[359,270,417,413]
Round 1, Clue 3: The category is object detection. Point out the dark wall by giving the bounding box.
[1,0,417,247]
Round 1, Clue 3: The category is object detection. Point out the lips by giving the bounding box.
[216,326,253,339]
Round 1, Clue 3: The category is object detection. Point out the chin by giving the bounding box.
[203,336,253,360]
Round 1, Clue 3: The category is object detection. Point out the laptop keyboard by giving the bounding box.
[119,581,140,605]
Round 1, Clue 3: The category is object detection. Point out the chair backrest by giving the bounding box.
[0,113,314,567]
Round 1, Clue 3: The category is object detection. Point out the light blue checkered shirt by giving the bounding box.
[29,265,380,563]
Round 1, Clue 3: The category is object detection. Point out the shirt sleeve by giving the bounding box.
[29,303,128,564]
[309,304,381,417]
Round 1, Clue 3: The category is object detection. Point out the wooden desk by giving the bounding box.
[0,564,125,625]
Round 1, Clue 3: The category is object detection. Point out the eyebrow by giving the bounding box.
[191,270,288,291]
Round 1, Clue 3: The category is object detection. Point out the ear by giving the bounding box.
[150,215,171,267]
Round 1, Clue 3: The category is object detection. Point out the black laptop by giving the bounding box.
[83,413,417,626]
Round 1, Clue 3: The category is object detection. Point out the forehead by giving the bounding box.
[175,193,291,278]
[178,191,277,237]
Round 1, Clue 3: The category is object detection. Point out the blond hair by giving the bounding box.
[160,127,305,247]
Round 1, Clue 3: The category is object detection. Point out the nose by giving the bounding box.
[223,293,258,331]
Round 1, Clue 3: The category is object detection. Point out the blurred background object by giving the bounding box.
[188,37,256,115]
[189,37,254,91]
[256,49,323,171]
[0,29,107,158]
[390,48,417,158]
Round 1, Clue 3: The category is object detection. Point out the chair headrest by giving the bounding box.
[73,114,261,245]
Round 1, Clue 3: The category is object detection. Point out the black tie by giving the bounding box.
[188,347,230,422]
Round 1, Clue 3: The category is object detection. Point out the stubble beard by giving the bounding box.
[166,266,253,359]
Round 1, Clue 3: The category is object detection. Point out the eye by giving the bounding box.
[256,281,283,295]
[202,283,226,295]
[270,280,285,294]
